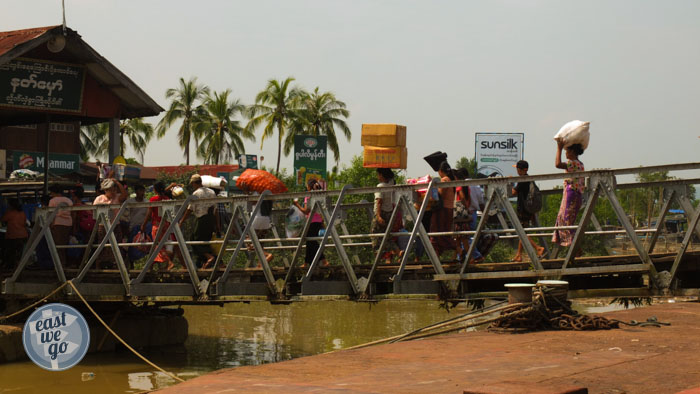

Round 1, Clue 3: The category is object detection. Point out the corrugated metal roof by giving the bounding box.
[0,25,59,57]
[0,25,163,123]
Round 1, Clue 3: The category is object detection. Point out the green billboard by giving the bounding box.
[12,151,80,175]
[0,58,86,113]
[293,135,327,186]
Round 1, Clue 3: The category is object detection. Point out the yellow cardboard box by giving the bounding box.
[363,146,408,169]
[361,124,406,147]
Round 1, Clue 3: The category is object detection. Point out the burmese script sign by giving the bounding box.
[294,135,327,186]
[0,58,86,112]
[12,151,80,175]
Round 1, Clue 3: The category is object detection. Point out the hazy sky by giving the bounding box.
[3,0,700,182]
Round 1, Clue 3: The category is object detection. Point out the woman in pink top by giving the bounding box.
[552,141,585,248]
[293,179,328,267]
[48,185,73,267]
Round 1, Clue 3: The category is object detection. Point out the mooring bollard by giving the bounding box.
[504,283,536,304]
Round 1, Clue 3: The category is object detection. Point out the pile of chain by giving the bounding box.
[489,285,620,333]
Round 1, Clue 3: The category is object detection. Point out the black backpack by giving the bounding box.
[525,182,543,214]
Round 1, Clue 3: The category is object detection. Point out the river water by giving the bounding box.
[0,299,488,393]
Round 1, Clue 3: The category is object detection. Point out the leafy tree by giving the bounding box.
[246,77,304,175]
[157,77,210,165]
[195,89,255,165]
[455,156,478,178]
[285,87,351,164]
[119,117,154,164]
[80,123,108,161]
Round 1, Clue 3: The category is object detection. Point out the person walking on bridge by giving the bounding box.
[180,174,217,269]
[552,141,585,249]
[511,160,545,262]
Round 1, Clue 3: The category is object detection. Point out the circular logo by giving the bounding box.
[303,138,317,148]
[22,303,90,371]
[18,153,34,169]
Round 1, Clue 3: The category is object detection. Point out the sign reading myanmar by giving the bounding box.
[0,57,86,112]
[293,135,327,186]
[23,303,90,371]
[12,151,80,174]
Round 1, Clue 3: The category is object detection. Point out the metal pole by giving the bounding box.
[42,115,50,196]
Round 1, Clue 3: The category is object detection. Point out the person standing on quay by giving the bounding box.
[511,160,545,262]
[1,198,28,269]
[552,141,585,249]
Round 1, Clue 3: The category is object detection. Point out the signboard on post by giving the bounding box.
[0,58,86,113]
[12,151,80,175]
[475,133,524,178]
[237,154,258,169]
[294,135,327,186]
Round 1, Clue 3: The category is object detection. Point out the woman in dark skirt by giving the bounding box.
[430,161,457,256]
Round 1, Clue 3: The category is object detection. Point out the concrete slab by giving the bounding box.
[156,302,700,394]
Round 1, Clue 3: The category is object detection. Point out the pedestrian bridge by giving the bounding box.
[3,162,700,304]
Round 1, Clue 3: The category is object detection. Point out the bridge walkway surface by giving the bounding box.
[155,301,700,394]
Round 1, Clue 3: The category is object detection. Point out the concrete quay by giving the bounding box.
[156,302,700,394]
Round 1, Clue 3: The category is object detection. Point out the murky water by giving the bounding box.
[0,300,486,393]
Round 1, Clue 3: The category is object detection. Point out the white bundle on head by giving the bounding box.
[554,120,590,150]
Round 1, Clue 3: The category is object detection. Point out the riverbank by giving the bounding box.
[156,301,700,394]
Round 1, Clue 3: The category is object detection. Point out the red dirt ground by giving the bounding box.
[156,302,700,394]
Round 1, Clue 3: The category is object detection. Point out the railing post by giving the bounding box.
[493,184,543,271]
[395,179,445,283]
[305,186,359,295]
[598,174,659,286]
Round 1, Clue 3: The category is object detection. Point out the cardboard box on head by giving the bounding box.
[361,124,407,147]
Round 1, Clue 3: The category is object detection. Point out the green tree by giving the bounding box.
[79,123,108,161]
[157,77,210,165]
[195,89,255,165]
[119,117,154,164]
[246,77,304,175]
[285,87,351,164]
[455,156,478,178]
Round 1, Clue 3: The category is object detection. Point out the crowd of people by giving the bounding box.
[0,171,230,272]
[0,141,587,271]
[366,141,586,264]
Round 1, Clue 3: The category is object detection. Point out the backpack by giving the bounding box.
[525,182,543,214]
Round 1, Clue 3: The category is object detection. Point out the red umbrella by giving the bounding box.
[236,169,288,194]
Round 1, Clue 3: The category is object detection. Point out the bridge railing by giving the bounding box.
[3,162,700,300]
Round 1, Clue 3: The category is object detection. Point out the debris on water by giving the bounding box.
[608,347,622,352]
[81,372,95,381]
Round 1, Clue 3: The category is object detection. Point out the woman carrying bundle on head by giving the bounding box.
[430,161,457,257]
[552,141,585,249]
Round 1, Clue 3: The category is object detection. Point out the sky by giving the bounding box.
[2,0,700,183]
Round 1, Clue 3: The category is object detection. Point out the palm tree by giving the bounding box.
[157,77,210,165]
[246,77,304,175]
[194,89,255,165]
[80,123,108,161]
[285,87,351,163]
[119,118,154,164]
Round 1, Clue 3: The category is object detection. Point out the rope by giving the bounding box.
[0,281,70,322]
[66,281,185,382]
[338,300,518,352]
